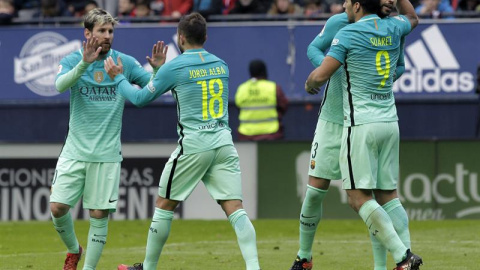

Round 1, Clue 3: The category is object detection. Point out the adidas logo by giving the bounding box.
[393,25,475,94]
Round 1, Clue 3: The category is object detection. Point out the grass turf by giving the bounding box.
[0,219,478,269]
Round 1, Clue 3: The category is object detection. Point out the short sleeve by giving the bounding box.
[326,29,350,65]
[56,55,74,80]
[123,54,151,87]
[391,15,412,37]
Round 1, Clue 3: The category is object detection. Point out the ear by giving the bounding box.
[179,34,186,45]
[354,2,361,13]
[84,28,91,39]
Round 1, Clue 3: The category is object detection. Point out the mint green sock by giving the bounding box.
[370,233,387,270]
[384,198,411,249]
[297,185,327,260]
[51,212,80,254]
[358,199,407,264]
[229,209,260,270]
[143,208,173,270]
[83,217,108,270]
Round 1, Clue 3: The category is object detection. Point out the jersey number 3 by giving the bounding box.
[198,79,224,120]
[375,50,391,89]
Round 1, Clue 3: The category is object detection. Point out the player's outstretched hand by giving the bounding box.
[104,56,123,80]
[83,37,101,63]
[147,41,168,69]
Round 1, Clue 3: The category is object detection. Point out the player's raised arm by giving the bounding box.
[305,56,342,94]
[104,56,171,107]
[394,37,406,81]
[396,0,419,30]
[146,41,169,70]
[55,37,101,93]
[126,41,169,88]
[307,13,349,68]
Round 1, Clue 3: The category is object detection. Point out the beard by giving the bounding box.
[99,42,111,55]
[379,4,393,17]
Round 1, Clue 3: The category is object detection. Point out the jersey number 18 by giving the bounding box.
[198,79,224,120]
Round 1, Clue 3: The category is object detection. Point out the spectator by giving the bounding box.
[303,0,324,16]
[268,0,304,15]
[96,0,119,16]
[192,0,223,18]
[150,0,193,18]
[118,0,136,17]
[135,0,151,17]
[35,0,65,17]
[64,0,90,17]
[229,0,268,14]
[415,0,455,18]
[457,0,480,11]
[235,59,288,141]
[222,0,237,13]
[85,0,99,14]
[0,0,15,24]
[324,0,344,14]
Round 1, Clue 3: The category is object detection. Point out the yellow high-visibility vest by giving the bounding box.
[235,79,279,136]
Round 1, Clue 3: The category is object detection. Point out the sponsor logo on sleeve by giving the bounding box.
[147,81,156,93]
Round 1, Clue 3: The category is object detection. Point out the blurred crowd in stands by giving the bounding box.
[0,0,479,25]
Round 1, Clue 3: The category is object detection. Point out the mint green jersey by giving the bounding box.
[56,49,151,162]
[116,48,233,154]
[307,12,349,125]
[327,15,411,127]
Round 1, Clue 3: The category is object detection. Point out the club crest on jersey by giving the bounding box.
[94,71,104,83]
[310,160,316,170]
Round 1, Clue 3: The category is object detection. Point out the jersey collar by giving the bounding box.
[183,48,206,54]
[357,14,380,23]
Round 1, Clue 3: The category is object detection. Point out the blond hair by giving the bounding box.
[83,8,118,31]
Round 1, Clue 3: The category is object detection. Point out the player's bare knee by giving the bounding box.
[308,176,331,190]
[373,189,397,206]
[155,196,179,211]
[89,209,109,219]
[220,200,243,216]
[347,197,362,212]
[50,202,70,218]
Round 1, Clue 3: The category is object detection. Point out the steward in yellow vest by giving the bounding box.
[235,60,288,140]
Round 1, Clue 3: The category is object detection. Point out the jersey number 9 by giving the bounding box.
[375,50,391,89]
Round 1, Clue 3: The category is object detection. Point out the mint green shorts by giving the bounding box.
[50,157,120,212]
[308,119,343,180]
[340,122,399,190]
[159,145,243,202]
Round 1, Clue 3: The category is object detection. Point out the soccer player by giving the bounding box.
[50,8,166,270]
[290,1,408,269]
[104,12,261,270]
[304,0,423,269]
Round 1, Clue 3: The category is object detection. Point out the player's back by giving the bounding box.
[316,12,349,125]
[337,15,406,126]
[165,49,233,154]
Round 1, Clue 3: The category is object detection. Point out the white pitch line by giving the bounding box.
[1,239,477,258]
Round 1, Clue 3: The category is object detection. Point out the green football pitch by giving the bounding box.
[0,219,478,269]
